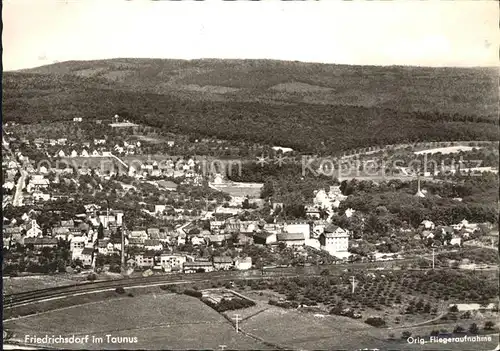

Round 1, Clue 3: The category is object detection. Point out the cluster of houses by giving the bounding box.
[3,198,353,274]
[417,218,489,246]
[127,158,200,181]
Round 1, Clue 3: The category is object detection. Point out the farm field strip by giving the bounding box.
[4,294,272,350]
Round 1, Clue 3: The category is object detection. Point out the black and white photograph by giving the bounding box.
[2,0,499,350]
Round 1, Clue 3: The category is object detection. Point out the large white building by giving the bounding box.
[319,224,350,258]
[313,185,347,209]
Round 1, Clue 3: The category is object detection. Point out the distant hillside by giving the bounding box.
[4,59,499,153]
[18,59,498,118]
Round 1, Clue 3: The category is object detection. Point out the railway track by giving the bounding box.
[3,269,302,308]
[2,257,436,309]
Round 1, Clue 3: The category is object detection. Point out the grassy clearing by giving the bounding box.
[5,293,270,350]
[3,275,84,295]
[414,146,480,155]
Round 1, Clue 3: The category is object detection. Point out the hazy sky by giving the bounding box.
[3,0,499,71]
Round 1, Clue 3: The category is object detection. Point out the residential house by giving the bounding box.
[143,239,163,251]
[70,150,78,158]
[97,239,114,255]
[284,222,311,240]
[215,207,241,216]
[210,220,225,233]
[84,204,101,214]
[39,166,49,174]
[24,237,58,249]
[319,224,349,258]
[80,247,94,267]
[4,226,23,244]
[69,234,88,251]
[191,236,206,246]
[147,228,160,237]
[213,256,234,270]
[110,236,128,252]
[421,220,436,230]
[452,219,479,234]
[129,230,148,243]
[253,232,277,245]
[277,233,305,247]
[313,186,347,209]
[154,205,167,215]
[158,254,186,271]
[449,236,462,246]
[128,237,145,249]
[27,176,50,192]
[234,233,254,247]
[32,191,51,203]
[61,219,75,228]
[57,138,67,145]
[207,234,226,246]
[305,206,321,219]
[33,138,45,148]
[235,257,252,270]
[183,261,214,273]
[135,252,156,268]
[149,230,172,245]
[98,210,124,228]
[52,226,71,240]
[157,180,178,191]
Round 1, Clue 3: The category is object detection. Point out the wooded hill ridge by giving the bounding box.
[3,59,498,153]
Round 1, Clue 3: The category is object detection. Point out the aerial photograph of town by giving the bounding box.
[2,1,499,350]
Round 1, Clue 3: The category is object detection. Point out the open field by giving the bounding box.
[3,275,88,295]
[3,272,125,295]
[210,183,263,198]
[4,293,271,350]
[241,306,498,350]
[414,146,480,155]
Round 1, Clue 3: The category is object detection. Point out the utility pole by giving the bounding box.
[120,226,125,270]
[105,199,111,229]
[350,276,356,294]
[232,314,241,333]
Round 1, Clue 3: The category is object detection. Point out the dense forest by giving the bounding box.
[3,73,499,155]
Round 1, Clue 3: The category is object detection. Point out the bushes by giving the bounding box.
[215,298,255,312]
[269,299,298,309]
[183,289,203,298]
[87,273,97,281]
[401,331,412,339]
[484,321,495,330]
[365,317,386,328]
[109,264,122,273]
[160,285,178,293]
[468,323,479,335]
[115,287,126,294]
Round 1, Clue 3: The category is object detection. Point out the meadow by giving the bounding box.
[4,293,270,350]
